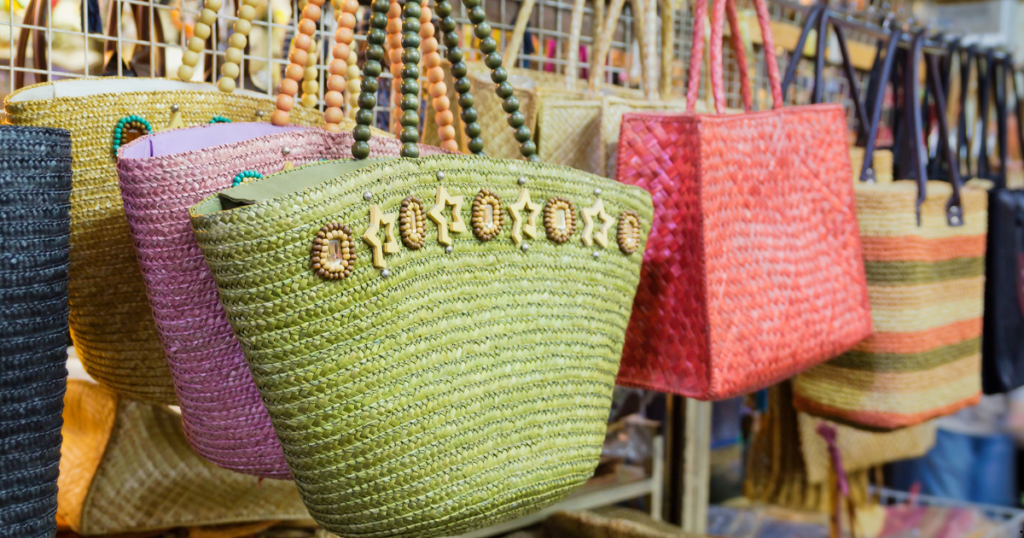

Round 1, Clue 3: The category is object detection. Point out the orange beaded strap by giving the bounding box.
[270,0,358,129]
[387,0,403,134]
[176,0,258,91]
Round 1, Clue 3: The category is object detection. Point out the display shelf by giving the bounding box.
[450,436,664,538]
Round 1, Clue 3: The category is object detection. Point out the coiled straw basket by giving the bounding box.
[0,126,72,538]
[5,75,321,405]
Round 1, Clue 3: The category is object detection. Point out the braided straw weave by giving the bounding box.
[796,412,935,485]
[116,124,441,479]
[793,180,988,429]
[613,0,871,400]
[0,126,71,538]
[189,155,653,538]
[59,380,309,535]
[4,79,322,405]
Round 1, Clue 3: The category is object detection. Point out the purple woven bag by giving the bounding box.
[117,122,447,478]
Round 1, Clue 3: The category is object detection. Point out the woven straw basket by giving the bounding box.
[59,380,309,535]
[792,180,988,428]
[0,126,71,538]
[116,124,441,479]
[190,154,653,538]
[4,78,322,405]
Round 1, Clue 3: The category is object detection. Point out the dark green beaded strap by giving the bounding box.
[353,0,539,162]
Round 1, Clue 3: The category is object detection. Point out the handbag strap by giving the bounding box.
[955,45,975,179]
[352,0,538,161]
[102,0,166,77]
[686,0,781,114]
[977,50,996,181]
[858,27,901,183]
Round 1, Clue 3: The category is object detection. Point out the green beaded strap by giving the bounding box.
[352,0,538,161]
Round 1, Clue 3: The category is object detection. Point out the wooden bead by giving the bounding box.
[298,19,316,35]
[387,0,401,16]
[440,139,459,152]
[429,81,447,98]
[422,37,438,53]
[225,47,242,64]
[289,48,308,66]
[182,50,200,67]
[324,122,342,133]
[177,64,194,81]
[304,66,317,80]
[233,19,251,35]
[280,77,299,96]
[271,109,290,126]
[198,8,217,26]
[432,95,449,112]
[389,49,403,65]
[228,32,247,49]
[439,125,456,140]
[302,80,319,94]
[335,27,354,44]
[327,74,346,92]
[218,77,236,92]
[276,93,294,111]
[294,33,312,51]
[421,21,435,37]
[285,63,305,80]
[424,52,441,68]
[187,36,205,52]
[301,3,321,21]
[329,59,347,75]
[325,90,345,107]
[324,107,345,124]
[427,67,443,84]
[339,12,356,29]
[435,110,454,126]
[347,78,360,93]
[333,43,351,62]
[307,0,325,5]
[221,62,240,79]
[242,0,258,7]
[193,23,211,39]
[238,4,256,20]
[343,0,358,12]
[302,94,318,108]
[205,0,222,12]
[346,63,360,80]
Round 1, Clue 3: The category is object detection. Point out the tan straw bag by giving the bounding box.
[4,1,322,405]
[59,380,309,535]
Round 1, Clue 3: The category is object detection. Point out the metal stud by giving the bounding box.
[445,245,454,254]
[436,171,445,181]
[593,187,602,196]
[256,110,265,118]
[363,191,373,201]
[381,269,391,278]
[518,177,527,186]
[951,215,961,226]
[170,104,180,112]
[592,251,600,258]
[521,243,529,252]
[282,146,292,155]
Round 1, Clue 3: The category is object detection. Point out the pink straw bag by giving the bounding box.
[116,1,450,478]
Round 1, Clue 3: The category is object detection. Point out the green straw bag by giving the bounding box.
[188,1,653,537]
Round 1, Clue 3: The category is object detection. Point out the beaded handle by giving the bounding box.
[176,0,259,92]
[269,0,359,129]
[353,0,538,161]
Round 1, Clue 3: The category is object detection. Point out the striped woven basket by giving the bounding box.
[792,180,988,428]
[0,126,72,538]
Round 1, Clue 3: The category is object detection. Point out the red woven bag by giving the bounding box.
[613,0,872,400]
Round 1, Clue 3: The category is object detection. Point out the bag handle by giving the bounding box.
[352,0,538,161]
[779,4,869,137]
[174,0,262,92]
[102,0,166,77]
[587,0,657,96]
[856,28,902,183]
[954,44,975,179]
[686,0,781,114]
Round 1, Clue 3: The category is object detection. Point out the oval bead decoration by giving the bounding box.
[543,196,576,244]
[312,223,357,280]
[471,189,503,241]
[399,196,427,250]
[232,170,262,186]
[617,210,642,255]
[112,115,153,153]
[210,116,232,123]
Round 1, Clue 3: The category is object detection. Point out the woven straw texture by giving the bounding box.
[116,125,439,479]
[793,180,988,429]
[796,412,935,485]
[0,126,71,538]
[59,380,309,536]
[849,147,894,184]
[545,509,698,538]
[598,97,688,178]
[4,78,323,405]
[614,105,873,400]
[190,154,653,538]
[745,383,875,516]
[468,64,550,160]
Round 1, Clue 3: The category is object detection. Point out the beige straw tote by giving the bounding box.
[796,412,936,486]
[4,0,322,405]
[59,380,309,536]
